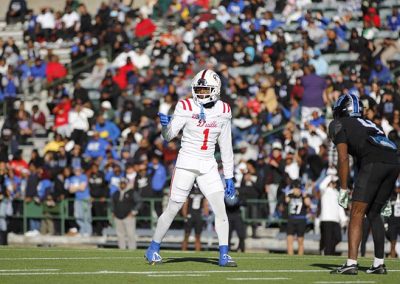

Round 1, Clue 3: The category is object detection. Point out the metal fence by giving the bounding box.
[6,198,288,235]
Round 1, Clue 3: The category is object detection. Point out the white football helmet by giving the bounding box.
[191,69,221,106]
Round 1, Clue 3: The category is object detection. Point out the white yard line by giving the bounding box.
[0,269,59,272]
[314,281,376,284]
[147,274,208,277]
[0,256,144,260]
[0,269,400,277]
[228,277,290,281]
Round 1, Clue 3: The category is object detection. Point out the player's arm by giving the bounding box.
[304,196,312,207]
[160,103,187,141]
[337,143,349,190]
[217,118,234,179]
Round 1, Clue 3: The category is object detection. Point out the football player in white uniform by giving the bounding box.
[145,69,237,267]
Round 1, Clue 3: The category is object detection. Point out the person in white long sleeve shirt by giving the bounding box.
[68,102,94,146]
[319,173,348,255]
[145,69,237,267]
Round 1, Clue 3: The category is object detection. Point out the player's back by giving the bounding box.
[329,117,398,167]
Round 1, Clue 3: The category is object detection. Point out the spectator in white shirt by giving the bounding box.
[62,6,80,38]
[36,8,55,41]
[318,173,348,255]
[68,100,94,146]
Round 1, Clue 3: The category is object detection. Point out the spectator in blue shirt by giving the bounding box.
[147,155,167,216]
[28,58,47,95]
[369,59,393,84]
[95,115,121,144]
[84,132,109,159]
[68,166,92,236]
[227,0,244,16]
[106,164,124,197]
[387,7,400,31]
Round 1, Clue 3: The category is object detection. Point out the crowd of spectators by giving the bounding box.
[0,0,400,243]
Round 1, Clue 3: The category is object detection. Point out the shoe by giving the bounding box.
[330,263,358,275]
[144,241,162,265]
[219,254,237,267]
[219,245,237,267]
[366,264,387,274]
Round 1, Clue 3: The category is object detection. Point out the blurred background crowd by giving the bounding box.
[0,0,399,253]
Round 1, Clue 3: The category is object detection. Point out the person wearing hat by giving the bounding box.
[100,100,115,121]
[111,177,142,249]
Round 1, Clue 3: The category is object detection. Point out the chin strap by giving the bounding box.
[199,104,206,123]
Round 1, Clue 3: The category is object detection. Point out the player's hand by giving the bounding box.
[225,178,235,199]
[338,188,349,209]
[381,202,392,217]
[158,112,172,126]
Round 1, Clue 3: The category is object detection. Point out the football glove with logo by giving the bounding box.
[225,178,235,199]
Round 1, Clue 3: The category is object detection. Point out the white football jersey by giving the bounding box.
[162,98,234,179]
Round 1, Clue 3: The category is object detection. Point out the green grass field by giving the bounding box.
[0,247,399,284]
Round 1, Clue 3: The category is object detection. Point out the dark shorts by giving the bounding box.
[184,213,204,236]
[287,218,307,237]
[387,217,400,242]
[353,162,400,207]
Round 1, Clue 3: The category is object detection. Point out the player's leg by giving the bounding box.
[332,163,384,274]
[287,235,294,255]
[197,169,236,267]
[193,215,203,251]
[286,219,295,255]
[298,237,305,256]
[331,201,367,275]
[145,168,196,264]
[297,220,306,256]
[366,164,400,274]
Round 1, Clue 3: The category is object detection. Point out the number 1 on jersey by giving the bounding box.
[201,128,210,150]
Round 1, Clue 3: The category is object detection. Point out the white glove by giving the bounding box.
[338,188,349,209]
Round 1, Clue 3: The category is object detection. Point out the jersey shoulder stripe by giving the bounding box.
[222,102,231,113]
[185,98,193,111]
[180,100,187,110]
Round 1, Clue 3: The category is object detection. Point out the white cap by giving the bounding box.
[101,101,112,109]
[272,141,282,150]
[199,21,208,29]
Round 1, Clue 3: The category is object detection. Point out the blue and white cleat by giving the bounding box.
[144,241,163,265]
[219,245,237,267]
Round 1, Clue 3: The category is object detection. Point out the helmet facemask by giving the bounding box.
[191,70,221,107]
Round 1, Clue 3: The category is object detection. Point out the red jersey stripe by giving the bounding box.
[222,102,226,113]
[180,100,187,110]
[227,103,231,113]
[185,98,192,111]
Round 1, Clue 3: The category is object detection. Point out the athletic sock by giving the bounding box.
[373,257,384,267]
[346,259,357,266]
[152,199,184,243]
[206,191,229,246]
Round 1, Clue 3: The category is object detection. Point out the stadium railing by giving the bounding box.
[7,197,291,235]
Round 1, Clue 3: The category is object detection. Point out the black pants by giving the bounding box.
[361,217,371,257]
[320,221,342,255]
[354,162,400,258]
[92,200,108,236]
[70,129,87,147]
[228,212,246,252]
[0,231,7,245]
[151,191,163,217]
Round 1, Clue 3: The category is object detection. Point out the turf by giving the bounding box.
[0,247,399,284]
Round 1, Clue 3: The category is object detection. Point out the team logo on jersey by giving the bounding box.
[196,120,217,128]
